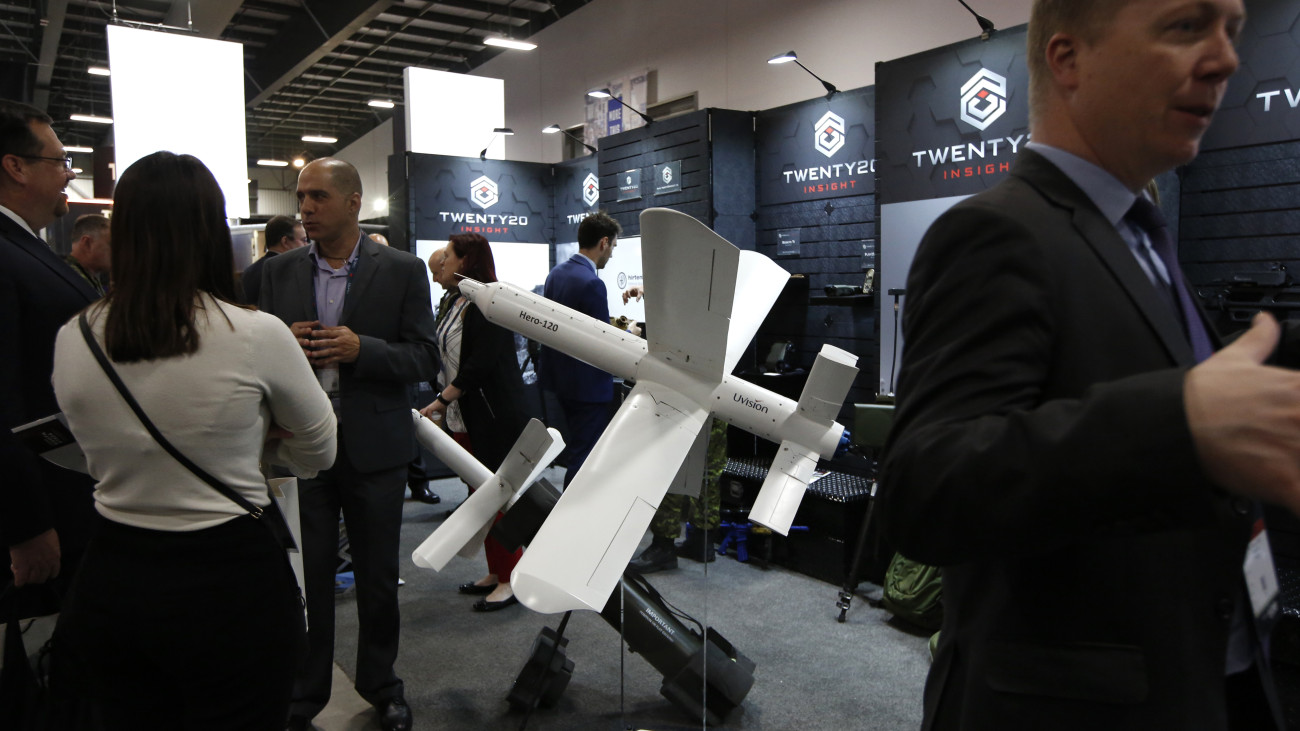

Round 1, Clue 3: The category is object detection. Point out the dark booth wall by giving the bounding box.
[754,86,879,411]
[1181,0,1300,336]
[595,108,756,249]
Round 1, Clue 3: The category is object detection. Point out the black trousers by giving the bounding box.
[292,441,406,719]
[55,515,302,730]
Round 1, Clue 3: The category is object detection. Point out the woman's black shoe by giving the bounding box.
[457,582,495,595]
[472,595,519,612]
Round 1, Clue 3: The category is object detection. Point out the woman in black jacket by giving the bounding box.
[420,233,529,610]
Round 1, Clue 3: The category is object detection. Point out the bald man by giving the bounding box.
[258,158,437,731]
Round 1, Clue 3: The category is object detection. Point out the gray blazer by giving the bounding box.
[258,236,438,473]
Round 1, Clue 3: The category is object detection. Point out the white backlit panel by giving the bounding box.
[107,26,249,218]
[404,68,505,158]
[415,240,549,315]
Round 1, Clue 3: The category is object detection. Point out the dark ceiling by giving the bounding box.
[0,0,590,166]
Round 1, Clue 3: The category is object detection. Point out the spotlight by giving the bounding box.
[479,127,515,161]
[586,89,653,125]
[765,51,837,99]
[543,124,597,155]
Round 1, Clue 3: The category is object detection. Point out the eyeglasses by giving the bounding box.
[17,155,74,171]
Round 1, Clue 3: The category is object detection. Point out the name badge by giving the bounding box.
[1244,519,1280,624]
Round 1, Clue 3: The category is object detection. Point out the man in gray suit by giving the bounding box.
[259,158,437,731]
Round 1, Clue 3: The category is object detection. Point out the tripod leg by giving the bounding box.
[836,481,879,623]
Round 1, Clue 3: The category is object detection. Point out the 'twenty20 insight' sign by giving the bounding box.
[876,26,1030,205]
[756,85,876,207]
[1199,0,1300,151]
[552,157,599,243]
[408,153,550,242]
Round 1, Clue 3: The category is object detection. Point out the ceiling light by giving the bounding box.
[87,66,111,77]
[372,198,388,212]
[542,125,562,134]
[767,51,798,65]
[483,37,537,51]
[292,157,306,168]
[70,114,113,124]
[64,146,94,154]
[257,159,289,167]
[587,88,612,99]
[301,135,337,144]
[70,168,83,174]
[368,99,395,109]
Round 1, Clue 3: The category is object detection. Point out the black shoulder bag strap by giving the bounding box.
[77,312,297,551]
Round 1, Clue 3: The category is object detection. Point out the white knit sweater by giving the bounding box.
[53,295,337,531]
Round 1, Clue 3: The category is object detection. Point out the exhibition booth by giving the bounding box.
[21,0,1300,727]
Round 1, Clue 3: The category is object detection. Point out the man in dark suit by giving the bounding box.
[880,1,1298,728]
[0,100,97,615]
[259,158,437,731]
[241,214,306,306]
[539,211,621,487]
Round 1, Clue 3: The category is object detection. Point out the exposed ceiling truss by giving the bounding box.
[0,0,590,167]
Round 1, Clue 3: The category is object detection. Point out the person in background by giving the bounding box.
[420,233,529,611]
[241,214,306,306]
[51,151,336,727]
[259,158,437,731]
[538,211,621,487]
[65,213,110,297]
[880,1,1293,728]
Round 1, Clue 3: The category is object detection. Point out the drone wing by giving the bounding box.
[511,380,709,613]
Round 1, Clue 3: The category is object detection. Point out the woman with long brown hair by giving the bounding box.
[50,151,336,728]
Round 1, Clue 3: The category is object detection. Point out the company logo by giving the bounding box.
[733,392,770,414]
[617,272,627,289]
[813,111,846,158]
[661,166,673,184]
[470,175,499,209]
[582,172,599,207]
[959,68,1008,131]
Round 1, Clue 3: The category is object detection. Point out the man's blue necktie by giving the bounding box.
[1126,197,1214,362]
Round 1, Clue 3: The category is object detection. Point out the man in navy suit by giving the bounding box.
[0,100,97,613]
[539,211,621,487]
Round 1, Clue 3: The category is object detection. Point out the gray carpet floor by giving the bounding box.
[323,469,931,730]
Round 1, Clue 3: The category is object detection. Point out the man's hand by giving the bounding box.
[309,326,361,366]
[289,320,322,359]
[1185,312,1300,516]
[10,528,60,587]
[622,286,644,305]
